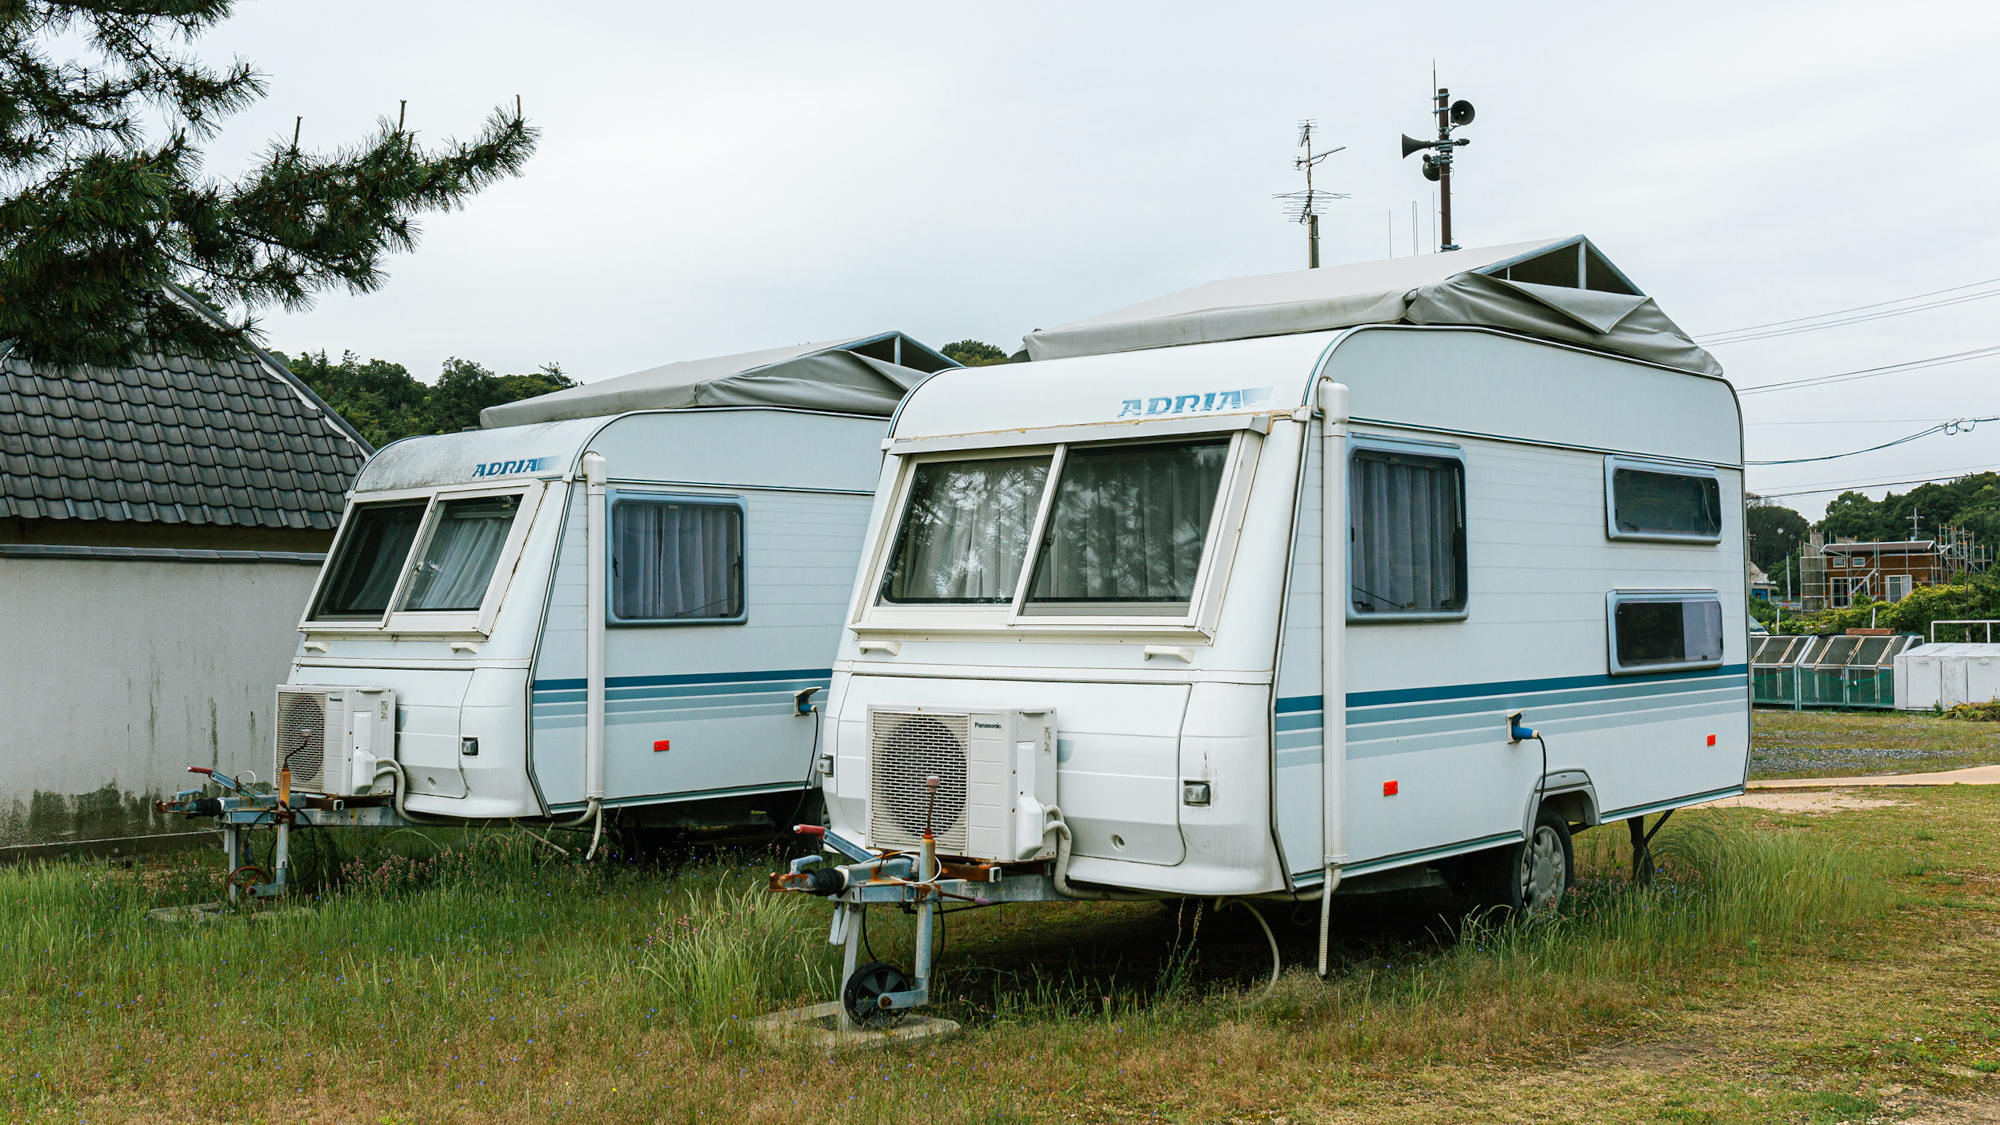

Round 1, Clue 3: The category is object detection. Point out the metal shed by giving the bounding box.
[1751,633,1921,710]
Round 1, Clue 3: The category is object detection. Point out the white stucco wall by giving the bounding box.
[0,555,315,847]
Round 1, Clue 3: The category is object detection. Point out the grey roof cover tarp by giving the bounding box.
[481,334,946,428]
[1023,236,1722,376]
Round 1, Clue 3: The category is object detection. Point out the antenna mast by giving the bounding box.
[1399,72,1476,252]
[1275,121,1347,268]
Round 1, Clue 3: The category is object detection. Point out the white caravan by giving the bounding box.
[264,334,955,850]
[773,238,1748,1024]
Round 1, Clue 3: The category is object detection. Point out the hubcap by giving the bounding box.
[1518,825,1567,915]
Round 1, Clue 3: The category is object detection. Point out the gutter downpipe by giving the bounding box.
[560,452,608,851]
[1316,380,1350,977]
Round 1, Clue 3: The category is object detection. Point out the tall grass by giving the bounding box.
[0,811,1900,1121]
[636,880,832,1048]
[1246,816,1891,1061]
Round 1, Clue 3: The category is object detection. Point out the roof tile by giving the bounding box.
[0,345,365,534]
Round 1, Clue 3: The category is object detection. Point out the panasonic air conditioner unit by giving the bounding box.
[274,686,395,797]
[866,707,1056,863]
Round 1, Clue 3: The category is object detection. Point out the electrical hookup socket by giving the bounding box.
[1507,710,1533,744]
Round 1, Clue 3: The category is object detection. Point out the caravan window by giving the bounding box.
[312,500,428,618]
[1608,591,1724,674]
[1022,438,1229,615]
[401,494,522,611]
[610,496,746,623]
[878,454,1052,604]
[1605,457,1722,542]
[1349,440,1468,620]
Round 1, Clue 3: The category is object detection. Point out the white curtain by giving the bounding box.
[1350,452,1463,614]
[404,496,520,611]
[1028,440,1227,605]
[612,501,742,619]
[881,456,1050,602]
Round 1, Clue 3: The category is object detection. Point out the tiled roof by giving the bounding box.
[0,348,370,530]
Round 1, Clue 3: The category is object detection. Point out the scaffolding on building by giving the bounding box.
[1797,526,1987,613]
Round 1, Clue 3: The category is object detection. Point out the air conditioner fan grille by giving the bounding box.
[867,710,970,853]
[275,690,328,792]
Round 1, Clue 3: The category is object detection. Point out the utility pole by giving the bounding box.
[1400,71,1476,252]
[1909,508,1923,541]
[1275,121,1347,268]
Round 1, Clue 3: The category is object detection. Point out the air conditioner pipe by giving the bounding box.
[1046,809,1151,902]
[1317,378,1351,978]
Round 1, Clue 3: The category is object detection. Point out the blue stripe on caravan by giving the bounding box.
[1344,664,1747,709]
[534,678,828,706]
[1275,664,1748,714]
[531,668,833,693]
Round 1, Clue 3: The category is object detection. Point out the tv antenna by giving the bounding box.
[1399,68,1476,251]
[1274,120,1347,268]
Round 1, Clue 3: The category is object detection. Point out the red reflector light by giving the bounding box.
[653,739,671,753]
[1706,734,1717,747]
[1383,780,1399,796]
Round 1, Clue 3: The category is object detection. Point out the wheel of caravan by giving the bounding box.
[841,961,912,1029]
[1471,805,1573,920]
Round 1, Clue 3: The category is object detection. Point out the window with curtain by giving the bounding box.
[312,500,428,618]
[878,454,1051,603]
[400,494,522,612]
[611,497,744,622]
[1607,459,1721,540]
[1349,445,1467,618]
[1609,593,1724,673]
[1024,438,1229,615]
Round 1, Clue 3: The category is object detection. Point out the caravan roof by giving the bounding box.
[480,331,956,428]
[1021,236,1719,377]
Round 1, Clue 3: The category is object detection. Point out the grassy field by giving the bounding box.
[4,723,1999,1122]
[1751,708,2000,779]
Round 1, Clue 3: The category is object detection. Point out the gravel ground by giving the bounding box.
[1749,743,1976,776]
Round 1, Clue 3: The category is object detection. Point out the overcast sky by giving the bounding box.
[193,0,2000,519]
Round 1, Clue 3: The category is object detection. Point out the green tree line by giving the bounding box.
[274,350,575,449]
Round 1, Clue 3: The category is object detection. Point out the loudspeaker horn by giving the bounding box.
[1400,133,1432,158]
[1421,155,1441,182]
[1449,99,1476,127]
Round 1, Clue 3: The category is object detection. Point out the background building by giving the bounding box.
[0,344,368,853]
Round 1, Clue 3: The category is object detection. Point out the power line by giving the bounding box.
[1745,417,1996,466]
[1697,278,2000,345]
[1746,417,1977,427]
[1734,344,2000,396]
[1750,462,2000,500]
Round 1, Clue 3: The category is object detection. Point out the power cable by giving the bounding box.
[1734,345,2000,396]
[1746,417,1996,466]
[1697,279,2000,345]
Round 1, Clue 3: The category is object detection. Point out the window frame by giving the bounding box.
[604,489,749,627]
[1345,434,1470,625]
[299,481,543,636]
[1605,588,1727,676]
[852,427,1260,636]
[1603,455,1724,544]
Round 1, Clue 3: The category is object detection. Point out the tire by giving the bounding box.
[841,961,912,1029]
[1469,804,1573,920]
